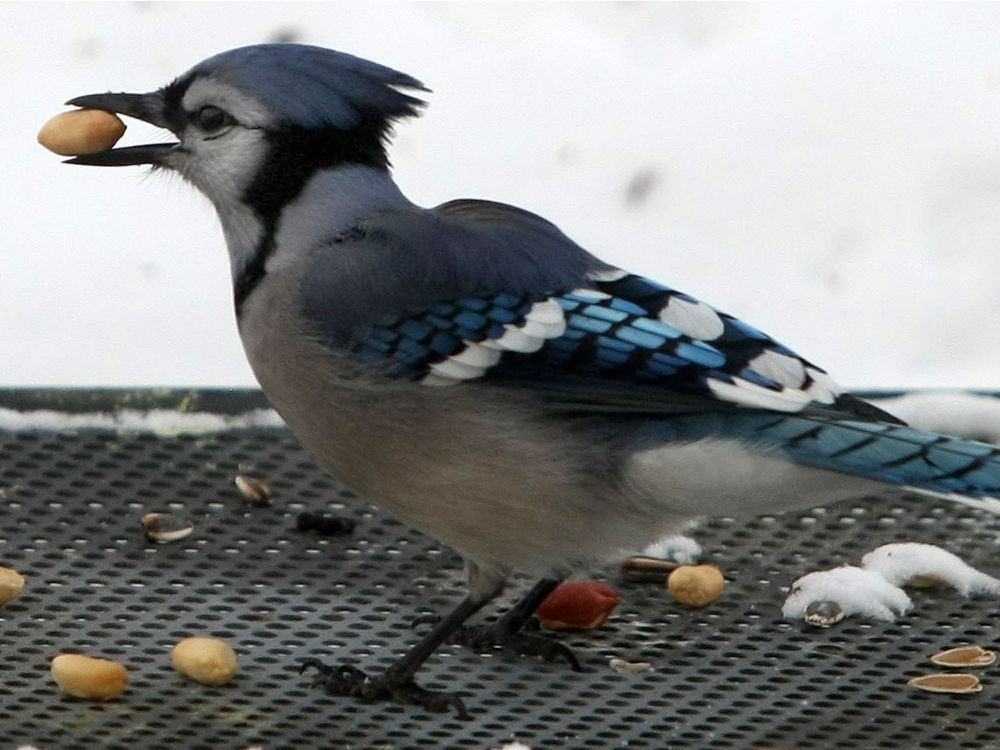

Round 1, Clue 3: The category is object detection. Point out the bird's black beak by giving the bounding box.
[63,91,179,167]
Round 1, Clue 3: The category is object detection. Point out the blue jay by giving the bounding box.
[65,44,1000,717]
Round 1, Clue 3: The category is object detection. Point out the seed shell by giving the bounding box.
[803,600,846,627]
[620,556,679,583]
[235,475,272,506]
[609,657,653,675]
[929,645,997,668]
[907,673,982,694]
[141,512,194,543]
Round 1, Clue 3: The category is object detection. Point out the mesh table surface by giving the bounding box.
[1,390,998,750]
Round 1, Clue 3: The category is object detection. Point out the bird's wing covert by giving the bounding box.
[301,199,845,415]
[349,266,843,414]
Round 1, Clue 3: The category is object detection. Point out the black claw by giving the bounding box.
[556,643,583,672]
[299,657,470,719]
[393,681,469,719]
[451,623,583,671]
[299,657,327,676]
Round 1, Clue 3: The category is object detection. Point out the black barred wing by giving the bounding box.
[351,269,843,413]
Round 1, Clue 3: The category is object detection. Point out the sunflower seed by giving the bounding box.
[141,512,193,543]
[235,474,272,506]
[907,673,982,694]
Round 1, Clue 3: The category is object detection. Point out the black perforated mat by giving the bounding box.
[1,389,998,750]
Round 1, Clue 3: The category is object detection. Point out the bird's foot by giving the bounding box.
[299,659,469,719]
[441,619,582,671]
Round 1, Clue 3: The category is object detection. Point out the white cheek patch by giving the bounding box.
[174,127,269,283]
[421,298,567,385]
[180,128,269,207]
[658,296,725,341]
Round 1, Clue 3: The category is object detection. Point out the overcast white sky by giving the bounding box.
[3,2,999,389]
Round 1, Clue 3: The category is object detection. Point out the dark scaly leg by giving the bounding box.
[302,563,504,719]
[302,592,492,719]
[448,577,581,671]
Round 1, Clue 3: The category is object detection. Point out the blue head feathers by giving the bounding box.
[172,44,428,131]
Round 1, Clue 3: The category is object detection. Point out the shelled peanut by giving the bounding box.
[37,109,125,156]
[172,637,239,686]
[667,564,725,608]
[51,654,129,700]
[0,566,26,606]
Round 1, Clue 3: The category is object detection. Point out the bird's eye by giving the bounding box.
[193,105,233,132]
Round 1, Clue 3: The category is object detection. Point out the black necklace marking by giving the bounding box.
[233,122,392,315]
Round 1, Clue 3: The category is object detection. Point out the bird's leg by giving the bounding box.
[301,588,496,719]
[447,577,582,671]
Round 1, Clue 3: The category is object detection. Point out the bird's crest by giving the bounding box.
[167,44,428,131]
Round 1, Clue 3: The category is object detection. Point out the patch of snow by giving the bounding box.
[782,565,912,622]
[642,534,703,564]
[784,542,1000,623]
[861,542,1000,597]
[0,407,284,435]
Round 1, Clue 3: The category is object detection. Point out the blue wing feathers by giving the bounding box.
[763,417,1000,498]
[655,412,1000,500]
[351,280,786,397]
[304,199,819,406]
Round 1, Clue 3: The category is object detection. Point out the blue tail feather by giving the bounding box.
[661,412,1000,508]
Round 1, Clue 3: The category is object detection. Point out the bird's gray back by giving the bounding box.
[299,198,612,348]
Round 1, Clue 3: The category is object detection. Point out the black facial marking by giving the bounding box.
[234,120,394,315]
[159,76,195,133]
[233,234,272,315]
[242,121,392,219]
